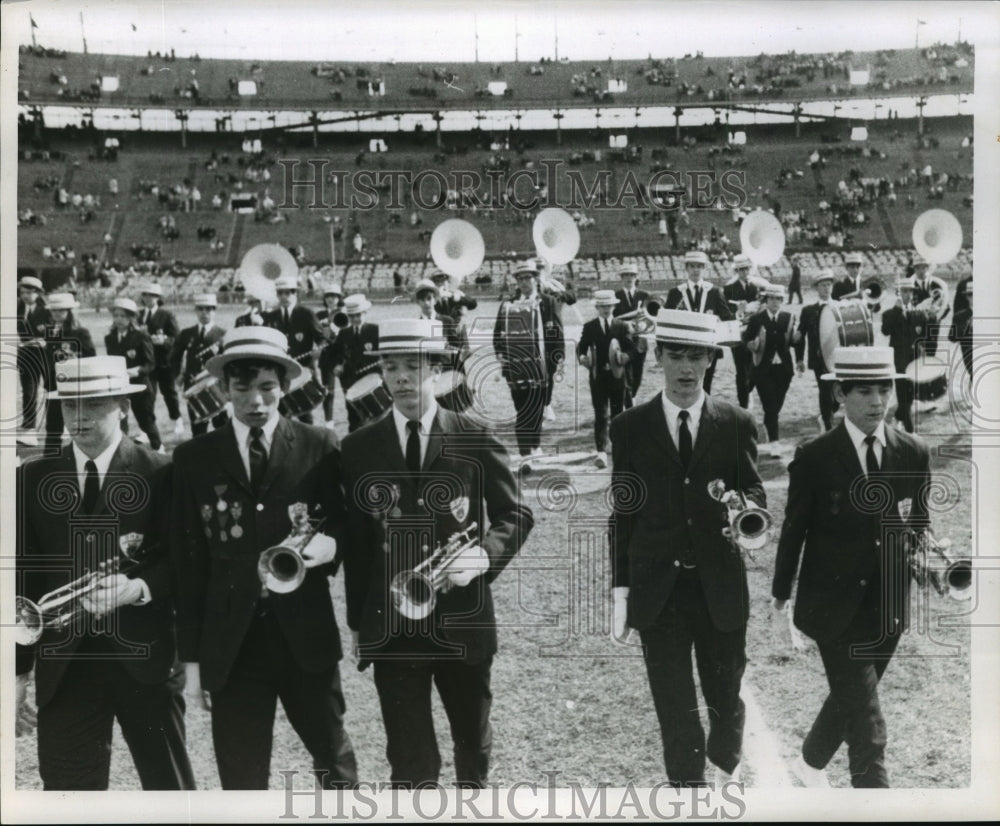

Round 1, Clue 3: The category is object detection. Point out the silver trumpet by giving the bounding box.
[707,479,773,559]
[257,517,326,594]
[390,522,479,621]
[908,528,972,601]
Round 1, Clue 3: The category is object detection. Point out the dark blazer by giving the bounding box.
[341,408,534,664]
[234,309,264,328]
[772,423,931,642]
[436,290,478,320]
[18,297,52,343]
[911,274,948,308]
[265,304,326,360]
[742,309,795,373]
[492,293,566,382]
[722,279,759,315]
[609,394,764,632]
[43,323,96,388]
[577,317,633,379]
[136,306,179,368]
[16,438,178,707]
[105,325,156,389]
[169,417,346,692]
[169,323,227,386]
[613,288,651,317]
[665,282,734,320]
[881,305,924,373]
[324,323,381,390]
[797,301,828,371]
[952,276,971,317]
[831,276,857,301]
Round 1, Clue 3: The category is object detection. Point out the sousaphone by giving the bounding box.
[430,219,486,281]
[739,210,786,268]
[238,243,298,306]
[532,208,580,267]
[913,209,963,265]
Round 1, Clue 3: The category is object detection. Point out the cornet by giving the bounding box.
[257,508,326,594]
[908,528,972,601]
[841,277,885,306]
[390,522,479,621]
[707,480,773,560]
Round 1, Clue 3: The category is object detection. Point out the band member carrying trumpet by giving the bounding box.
[721,254,760,410]
[170,327,357,790]
[909,255,949,358]
[105,297,163,452]
[137,283,184,436]
[609,309,764,787]
[771,346,932,788]
[341,319,534,788]
[613,265,651,405]
[169,293,228,436]
[16,356,195,790]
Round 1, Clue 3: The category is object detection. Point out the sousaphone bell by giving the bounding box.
[912,209,963,265]
[532,208,580,267]
[238,243,299,307]
[430,219,486,281]
[739,210,786,268]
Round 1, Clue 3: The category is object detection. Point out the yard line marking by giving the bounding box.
[741,680,795,787]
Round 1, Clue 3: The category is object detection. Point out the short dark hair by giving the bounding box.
[222,359,290,390]
[837,379,894,395]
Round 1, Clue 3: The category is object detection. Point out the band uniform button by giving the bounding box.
[417,498,424,507]
[684,478,690,485]
[674,560,681,567]
[875,539,881,547]
[256,503,264,512]
[860,579,867,587]
[687,518,693,526]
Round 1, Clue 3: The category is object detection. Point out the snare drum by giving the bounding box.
[279,374,327,419]
[819,300,874,370]
[906,355,949,402]
[345,373,392,425]
[435,369,475,412]
[183,371,227,424]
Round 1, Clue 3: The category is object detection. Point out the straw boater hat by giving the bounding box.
[895,277,916,291]
[322,283,343,296]
[912,254,930,268]
[653,309,723,353]
[414,279,440,299]
[194,293,218,308]
[112,297,139,315]
[274,274,299,291]
[19,275,44,291]
[684,250,709,266]
[618,266,639,278]
[513,260,540,279]
[430,269,450,282]
[343,294,372,314]
[762,284,785,300]
[372,319,452,356]
[732,254,752,270]
[812,268,836,286]
[844,251,864,266]
[205,327,302,381]
[593,289,619,307]
[50,356,147,399]
[821,346,905,382]
[46,293,79,311]
[140,283,164,297]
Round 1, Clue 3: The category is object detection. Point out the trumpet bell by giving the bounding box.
[739,210,786,267]
[331,310,350,329]
[912,209,963,265]
[645,298,663,317]
[389,570,437,621]
[238,243,299,306]
[533,208,581,266]
[732,508,773,551]
[257,544,306,594]
[430,219,485,280]
[14,596,43,646]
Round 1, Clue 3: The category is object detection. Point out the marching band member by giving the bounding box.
[170,327,357,789]
[949,281,973,383]
[264,274,325,423]
[315,284,345,425]
[534,256,576,420]
[105,297,163,453]
[492,261,565,463]
[17,356,196,790]
[772,346,931,788]
[322,294,380,433]
[743,285,798,451]
[613,266,650,405]
[137,284,183,436]
[609,309,764,786]
[796,269,840,431]
[721,254,760,410]
[17,275,51,445]
[431,268,478,319]
[665,250,734,393]
[169,293,229,436]
[415,278,461,352]
[235,294,266,327]
[578,290,633,468]
[341,319,533,788]
[831,251,865,300]
[910,255,949,358]
[880,277,923,433]
[40,292,96,456]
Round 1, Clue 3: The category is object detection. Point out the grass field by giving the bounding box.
[14,289,974,789]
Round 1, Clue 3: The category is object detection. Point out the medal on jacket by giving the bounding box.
[897,497,912,520]
[450,495,470,523]
[119,532,144,560]
[214,484,228,512]
[288,502,310,533]
[201,504,213,537]
[217,508,229,542]
[230,501,243,538]
[126,349,136,359]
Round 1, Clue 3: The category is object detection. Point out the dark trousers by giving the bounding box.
[894,378,914,433]
[121,388,162,449]
[544,364,557,407]
[322,388,334,422]
[753,363,793,441]
[589,370,626,452]
[190,406,229,437]
[959,341,973,381]
[814,368,840,430]
[18,350,45,429]
[788,284,803,304]
[36,654,195,790]
[149,364,182,420]
[508,381,547,455]
[373,657,493,788]
[638,570,747,785]
[732,346,755,409]
[44,398,65,456]
[625,350,648,408]
[209,610,357,790]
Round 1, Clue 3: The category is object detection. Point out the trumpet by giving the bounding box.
[257,515,326,594]
[613,310,656,337]
[841,277,885,305]
[645,297,665,317]
[331,310,350,329]
[908,528,972,601]
[707,479,773,559]
[390,522,479,621]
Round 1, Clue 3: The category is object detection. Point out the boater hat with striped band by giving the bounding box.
[821,346,905,381]
[684,250,709,265]
[205,327,302,381]
[372,319,453,355]
[50,357,148,399]
[653,309,723,352]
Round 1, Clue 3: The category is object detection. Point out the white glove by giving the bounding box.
[446,545,490,588]
[300,533,337,568]
[80,574,146,617]
[612,587,631,643]
[183,662,212,711]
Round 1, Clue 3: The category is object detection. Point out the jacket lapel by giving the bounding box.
[647,396,683,468]
[259,416,294,498]
[97,437,136,515]
[687,395,718,474]
[423,408,453,470]
[218,422,254,496]
[833,422,864,479]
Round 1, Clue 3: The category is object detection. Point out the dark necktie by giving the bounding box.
[406,419,421,476]
[82,460,100,515]
[690,287,700,309]
[249,427,268,491]
[864,434,880,476]
[283,309,290,328]
[678,410,693,468]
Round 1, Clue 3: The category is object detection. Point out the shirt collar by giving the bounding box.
[232,412,281,449]
[392,401,439,443]
[661,389,706,427]
[72,429,123,479]
[844,416,887,451]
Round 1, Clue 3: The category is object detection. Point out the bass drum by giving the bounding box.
[435,369,475,412]
[906,355,950,402]
[819,300,874,369]
[279,374,327,419]
[345,372,392,426]
[183,371,227,424]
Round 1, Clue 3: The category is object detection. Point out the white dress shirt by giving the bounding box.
[844,416,886,476]
[231,414,281,481]
[393,401,439,468]
[661,390,706,449]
